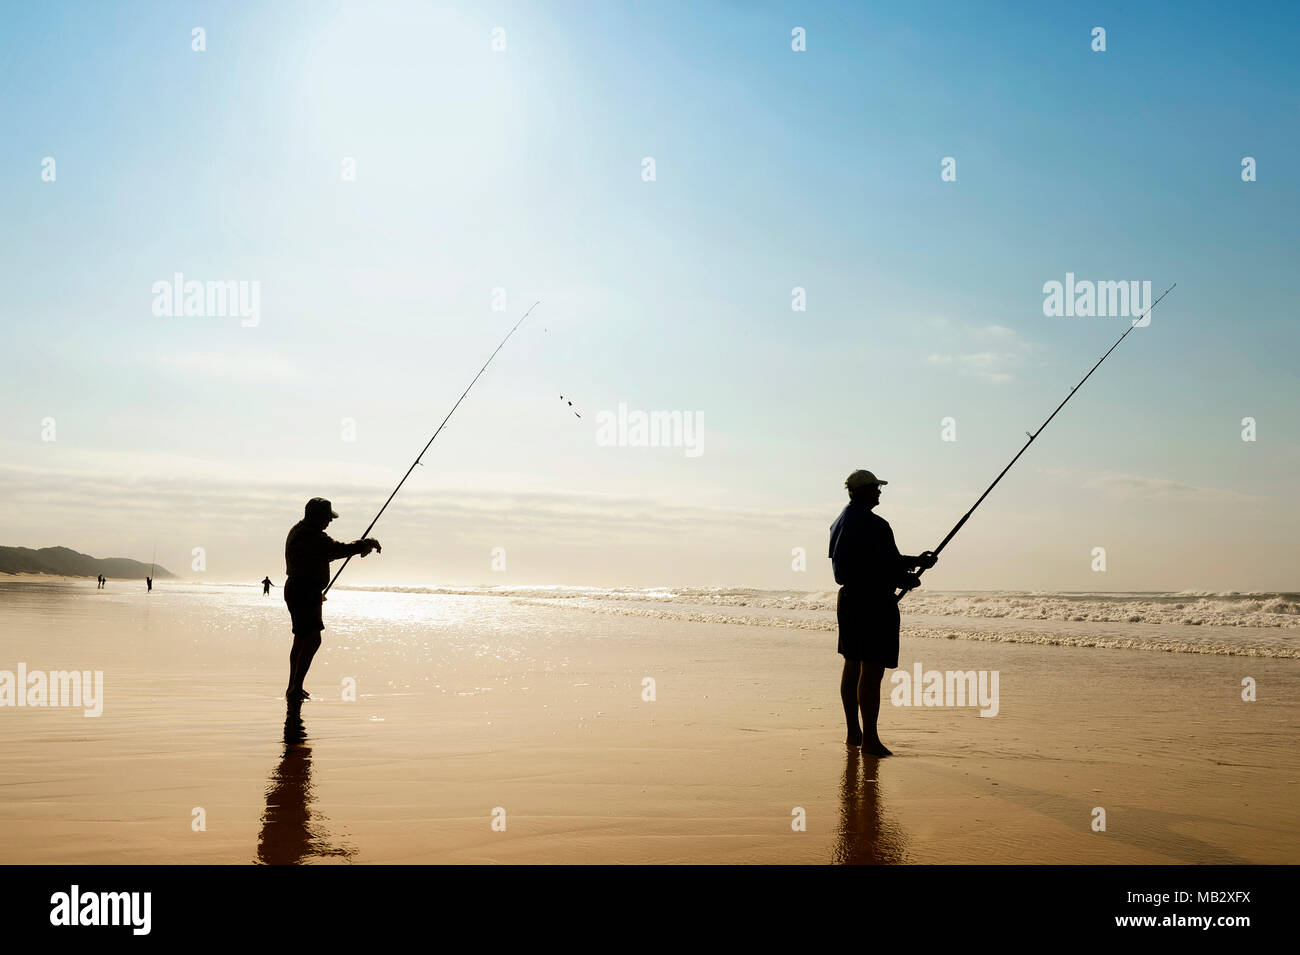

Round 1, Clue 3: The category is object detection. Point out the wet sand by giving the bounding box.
[0,577,1296,864]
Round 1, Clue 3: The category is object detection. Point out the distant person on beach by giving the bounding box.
[283,498,380,701]
[146,576,152,592]
[829,469,937,756]
[262,576,273,595]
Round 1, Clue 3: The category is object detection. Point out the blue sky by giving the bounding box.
[1,0,1297,590]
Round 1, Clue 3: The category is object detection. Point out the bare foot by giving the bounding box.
[863,740,893,757]
[846,730,864,747]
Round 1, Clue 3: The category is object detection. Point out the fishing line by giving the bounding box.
[323,301,541,596]
[897,284,1176,601]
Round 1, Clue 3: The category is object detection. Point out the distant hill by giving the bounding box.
[0,546,175,579]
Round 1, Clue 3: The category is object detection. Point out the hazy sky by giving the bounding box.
[1,1,1297,592]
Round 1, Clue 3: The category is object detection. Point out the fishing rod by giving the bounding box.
[323,300,541,597]
[896,283,1176,603]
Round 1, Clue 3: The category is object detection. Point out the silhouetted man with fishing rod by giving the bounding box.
[283,498,380,701]
[276,301,538,705]
[824,289,1177,753]
[830,470,936,755]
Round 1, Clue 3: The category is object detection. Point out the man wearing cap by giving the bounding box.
[283,497,381,701]
[829,470,937,755]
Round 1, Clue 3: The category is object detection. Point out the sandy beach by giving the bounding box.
[0,575,1295,865]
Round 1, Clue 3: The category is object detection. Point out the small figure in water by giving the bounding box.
[262,576,273,596]
[829,470,937,756]
[146,576,152,592]
[282,498,380,702]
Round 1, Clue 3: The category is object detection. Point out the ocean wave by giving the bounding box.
[336,584,1300,629]
[511,596,1300,659]
[479,588,1300,630]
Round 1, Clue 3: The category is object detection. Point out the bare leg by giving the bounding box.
[286,632,321,698]
[841,659,863,746]
[859,664,891,756]
[286,637,303,697]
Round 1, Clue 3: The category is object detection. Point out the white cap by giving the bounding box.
[845,469,887,489]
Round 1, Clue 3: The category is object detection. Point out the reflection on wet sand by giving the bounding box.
[255,702,356,864]
[833,750,907,864]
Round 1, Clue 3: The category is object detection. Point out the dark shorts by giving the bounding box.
[284,580,324,637]
[836,586,900,668]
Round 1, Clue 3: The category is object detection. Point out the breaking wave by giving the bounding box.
[350,586,1300,659]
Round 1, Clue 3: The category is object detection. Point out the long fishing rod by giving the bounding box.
[897,283,1176,602]
[323,300,541,597]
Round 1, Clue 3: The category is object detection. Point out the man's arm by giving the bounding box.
[320,532,381,561]
[885,526,938,584]
[829,516,850,584]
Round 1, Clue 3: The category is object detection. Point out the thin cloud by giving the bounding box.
[1084,473,1261,504]
[0,463,829,545]
[926,349,1017,383]
[156,351,303,381]
[926,324,1032,384]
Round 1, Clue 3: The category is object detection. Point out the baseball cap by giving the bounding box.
[845,469,887,489]
[305,497,339,518]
